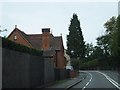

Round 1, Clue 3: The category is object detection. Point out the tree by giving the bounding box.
[117,15,120,56]
[104,16,117,56]
[95,16,120,69]
[96,16,118,56]
[85,43,94,57]
[114,15,120,67]
[96,35,110,56]
[67,13,85,59]
[71,59,82,70]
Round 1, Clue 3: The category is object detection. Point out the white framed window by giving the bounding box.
[14,35,17,40]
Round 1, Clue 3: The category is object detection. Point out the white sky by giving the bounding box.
[0,1,118,49]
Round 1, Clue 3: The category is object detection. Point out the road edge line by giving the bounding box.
[82,72,92,90]
[96,71,120,89]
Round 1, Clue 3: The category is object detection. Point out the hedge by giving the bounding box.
[2,38,43,56]
[80,59,99,69]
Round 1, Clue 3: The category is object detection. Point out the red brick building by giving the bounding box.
[8,25,66,69]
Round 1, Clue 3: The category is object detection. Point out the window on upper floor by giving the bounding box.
[14,35,17,40]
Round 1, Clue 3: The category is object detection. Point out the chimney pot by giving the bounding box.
[42,28,50,33]
[15,25,17,28]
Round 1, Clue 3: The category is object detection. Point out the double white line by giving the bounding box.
[97,71,120,89]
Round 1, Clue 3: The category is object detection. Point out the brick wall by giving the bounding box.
[41,29,50,50]
[56,50,66,69]
[70,70,78,78]
[8,30,32,48]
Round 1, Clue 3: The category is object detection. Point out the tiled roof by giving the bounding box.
[27,34,42,50]
[14,28,33,47]
[50,36,63,50]
[14,28,63,51]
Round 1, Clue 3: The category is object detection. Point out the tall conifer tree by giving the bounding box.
[67,13,85,59]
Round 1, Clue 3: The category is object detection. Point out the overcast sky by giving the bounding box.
[0,1,118,49]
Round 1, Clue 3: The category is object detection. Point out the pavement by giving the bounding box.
[45,72,86,89]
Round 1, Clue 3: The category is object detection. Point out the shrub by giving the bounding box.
[2,38,43,56]
[80,59,99,69]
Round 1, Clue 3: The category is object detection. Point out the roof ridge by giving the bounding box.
[15,28,33,47]
[54,36,62,38]
[27,34,42,36]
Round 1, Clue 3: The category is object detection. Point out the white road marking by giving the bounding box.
[82,72,92,90]
[96,71,120,90]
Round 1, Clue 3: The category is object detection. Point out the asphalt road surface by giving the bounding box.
[70,70,120,90]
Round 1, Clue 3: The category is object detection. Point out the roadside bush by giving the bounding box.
[71,58,81,70]
[80,59,99,69]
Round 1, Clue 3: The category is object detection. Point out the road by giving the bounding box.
[70,70,120,90]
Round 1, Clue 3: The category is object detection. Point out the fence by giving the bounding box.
[54,68,70,80]
[2,48,54,88]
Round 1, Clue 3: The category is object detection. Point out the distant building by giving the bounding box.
[64,50,73,70]
[8,25,66,69]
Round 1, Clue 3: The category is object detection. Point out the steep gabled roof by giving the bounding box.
[8,28,33,47]
[8,27,64,51]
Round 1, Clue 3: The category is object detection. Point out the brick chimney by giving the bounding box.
[42,28,50,50]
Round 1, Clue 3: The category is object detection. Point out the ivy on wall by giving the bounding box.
[2,38,43,56]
